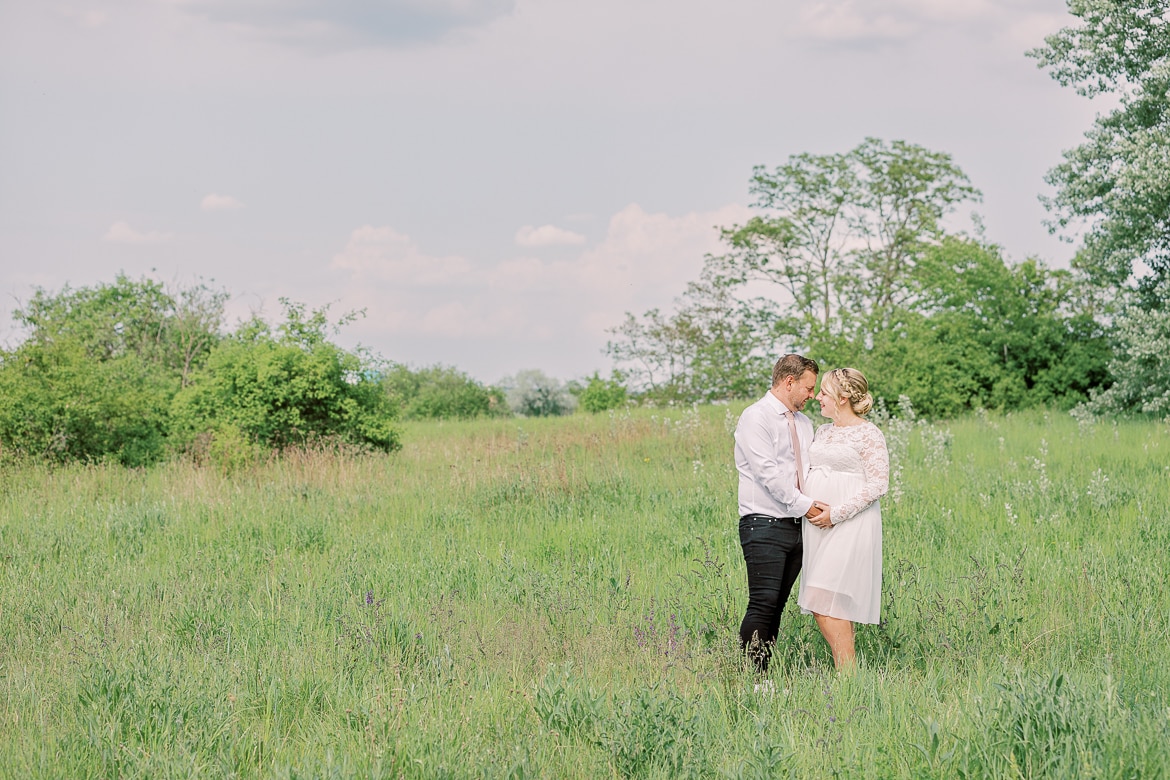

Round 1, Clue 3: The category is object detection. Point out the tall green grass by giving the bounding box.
[1,406,1167,778]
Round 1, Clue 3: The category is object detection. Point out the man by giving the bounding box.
[734,353,825,673]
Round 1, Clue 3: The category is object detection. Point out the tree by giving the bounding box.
[868,237,1112,414]
[0,275,227,465]
[500,370,575,417]
[1030,0,1170,300]
[13,273,227,385]
[1082,276,1170,416]
[708,138,980,348]
[605,269,787,403]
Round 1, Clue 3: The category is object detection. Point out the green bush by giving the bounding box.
[382,364,506,420]
[576,372,628,413]
[170,302,399,455]
[0,338,171,466]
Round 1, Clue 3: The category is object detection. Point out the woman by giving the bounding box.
[798,368,889,670]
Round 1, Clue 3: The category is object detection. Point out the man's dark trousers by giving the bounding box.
[738,514,802,672]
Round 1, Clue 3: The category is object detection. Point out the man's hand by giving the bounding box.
[807,501,833,529]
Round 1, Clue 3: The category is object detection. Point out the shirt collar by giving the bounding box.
[763,390,797,416]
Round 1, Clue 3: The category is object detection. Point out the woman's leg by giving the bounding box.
[813,613,856,670]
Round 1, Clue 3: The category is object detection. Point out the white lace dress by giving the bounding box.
[797,421,889,624]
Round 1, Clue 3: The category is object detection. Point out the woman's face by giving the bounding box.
[816,381,842,420]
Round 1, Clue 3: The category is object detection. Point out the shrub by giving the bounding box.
[170,302,399,455]
[382,364,507,420]
[0,338,171,467]
[576,372,628,413]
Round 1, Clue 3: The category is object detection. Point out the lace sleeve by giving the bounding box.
[832,424,890,524]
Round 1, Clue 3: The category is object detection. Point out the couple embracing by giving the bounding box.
[734,354,889,674]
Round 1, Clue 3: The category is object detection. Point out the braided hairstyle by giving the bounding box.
[822,368,874,416]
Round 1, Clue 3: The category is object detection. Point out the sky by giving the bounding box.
[0,0,1103,384]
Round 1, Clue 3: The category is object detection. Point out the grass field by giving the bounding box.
[1,404,1168,778]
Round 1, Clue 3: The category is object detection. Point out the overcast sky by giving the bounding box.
[0,0,1101,383]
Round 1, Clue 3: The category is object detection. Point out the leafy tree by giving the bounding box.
[575,372,628,413]
[1082,276,1170,416]
[0,275,227,465]
[865,237,1111,414]
[708,138,980,346]
[606,270,786,403]
[501,370,575,417]
[13,273,227,386]
[170,301,399,456]
[1030,0,1170,299]
[382,363,507,420]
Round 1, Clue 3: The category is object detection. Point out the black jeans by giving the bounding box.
[738,515,803,673]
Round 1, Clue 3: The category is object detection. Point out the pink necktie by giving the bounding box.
[785,410,805,492]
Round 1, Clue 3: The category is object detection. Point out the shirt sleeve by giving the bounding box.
[832,425,890,524]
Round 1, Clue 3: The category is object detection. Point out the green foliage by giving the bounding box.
[1082,277,1170,417]
[382,363,506,420]
[607,144,1111,416]
[860,237,1112,416]
[958,670,1163,779]
[14,273,227,386]
[0,275,228,466]
[170,301,399,455]
[575,372,628,413]
[1030,0,1170,295]
[711,137,980,343]
[0,338,171,466]
[606,269,784,404]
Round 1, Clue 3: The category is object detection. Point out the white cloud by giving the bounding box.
[330,225,473,285]
[514,224,586,247]
[201,193,245,211]
[327,203,750,354]
[103,221,173,244]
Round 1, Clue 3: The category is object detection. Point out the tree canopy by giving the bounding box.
[1030,0,1170,299]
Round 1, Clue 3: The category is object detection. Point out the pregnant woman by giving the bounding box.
[799,368,889,671]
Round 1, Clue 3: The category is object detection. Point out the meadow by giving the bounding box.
[1,403,1168,779]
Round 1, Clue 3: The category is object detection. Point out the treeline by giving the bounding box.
[0,276,632,468]
[606,0,1170,418]
[605,139,1119,418]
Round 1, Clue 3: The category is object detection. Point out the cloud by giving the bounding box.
[327,203,750,348]
[330,225,473,285]
[103,221,173,244]
[514,224,586,247]
[201,193,245,211]
[175,0,517,49]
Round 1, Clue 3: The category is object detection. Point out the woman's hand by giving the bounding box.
[808,502,833,529]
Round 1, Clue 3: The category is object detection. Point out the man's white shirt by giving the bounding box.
[734,391,815,519]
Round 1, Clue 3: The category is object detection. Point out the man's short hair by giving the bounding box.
[771,354,819,387]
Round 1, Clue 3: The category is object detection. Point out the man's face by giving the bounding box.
[777,370,818,411]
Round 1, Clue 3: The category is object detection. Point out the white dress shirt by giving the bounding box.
[734,391,815,519]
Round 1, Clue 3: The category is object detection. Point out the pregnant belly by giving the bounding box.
[806,466,863,505]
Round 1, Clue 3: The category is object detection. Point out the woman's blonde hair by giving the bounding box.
[822,368,873,416]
